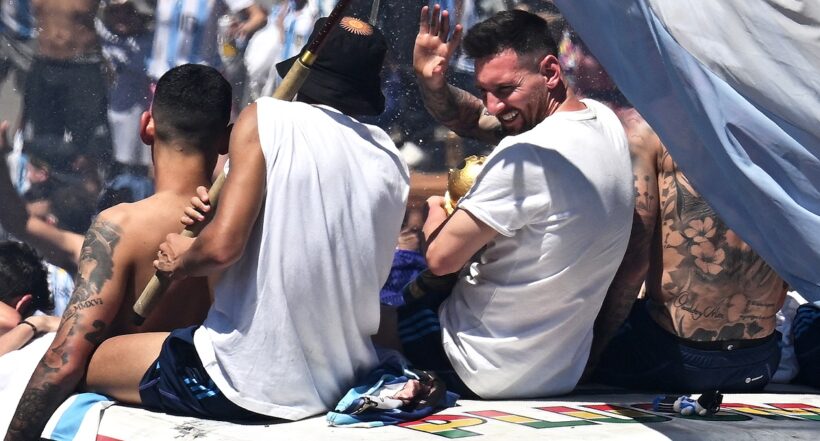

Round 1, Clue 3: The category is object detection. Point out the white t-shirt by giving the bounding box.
[148,0,253,80]
[194,98,410,420]
[440,99,633,398]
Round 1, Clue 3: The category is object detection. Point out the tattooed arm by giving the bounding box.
[585,112,662,375]
[413,5,504,145]
[5,215,127,441]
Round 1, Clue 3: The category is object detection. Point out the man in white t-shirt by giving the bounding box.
[83,17,409,421]
[398,6,633,399]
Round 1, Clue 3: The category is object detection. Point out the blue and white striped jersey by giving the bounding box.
[0,0,36,40]
[147,0,253,80]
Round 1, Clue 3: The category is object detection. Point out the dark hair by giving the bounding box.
[463,10,557,61]
[0,241,52,315]
[22,181,55,203]
[151,64,232,147]
[49,183,96,234]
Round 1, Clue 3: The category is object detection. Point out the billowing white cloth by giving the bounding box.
[553,0,820,300]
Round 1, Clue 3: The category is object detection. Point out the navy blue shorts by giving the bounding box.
[397,283,477,399]
[793,302,820,388]
[139,326,273,422]
[592,300,781,393]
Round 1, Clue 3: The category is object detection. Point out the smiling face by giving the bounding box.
[474,49,551,135]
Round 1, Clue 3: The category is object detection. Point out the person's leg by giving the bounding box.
[396,291,478,399]
[794,303,820,388]
[62,62,113,169]
[592,300,683,391]
[23,59,64,141]
[84,332,169,404]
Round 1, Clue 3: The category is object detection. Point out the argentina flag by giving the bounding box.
[553,0,820,300]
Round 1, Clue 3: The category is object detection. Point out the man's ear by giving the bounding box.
[139,111,155,145]
[217,124,233,155]
[14,293,33,315]
[540,54,562,89]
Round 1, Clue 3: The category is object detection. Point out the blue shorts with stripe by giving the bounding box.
[396,288,478,398]
[139,326,273,422]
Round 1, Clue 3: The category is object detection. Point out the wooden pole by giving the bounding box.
[133,0,355,325]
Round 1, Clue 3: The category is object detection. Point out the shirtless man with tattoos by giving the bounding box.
[4,64,229,441]
[587,118,787,392]
[564,38,788,392]
[24,0,113,170]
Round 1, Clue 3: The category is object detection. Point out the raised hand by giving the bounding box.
[413,4,464,91]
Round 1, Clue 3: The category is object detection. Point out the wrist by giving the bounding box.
[17,319,39,335]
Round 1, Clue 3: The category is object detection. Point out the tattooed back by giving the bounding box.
[630,113,788,342]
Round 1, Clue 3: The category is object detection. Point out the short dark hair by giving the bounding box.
[151,64,232,147]
[0,241,52,315]
[463,10,557,61]
[49,183,96,234]
[23,180,95,234]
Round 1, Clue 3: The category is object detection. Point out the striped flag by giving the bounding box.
[553,0,820,300]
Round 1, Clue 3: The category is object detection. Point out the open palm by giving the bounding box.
[413,5,463,90]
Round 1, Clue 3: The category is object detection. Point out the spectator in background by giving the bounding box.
[24,0,114,175]
[148,0,267,109]
[98,0,156,207]
[0,240,61,356]
[0,0,36,102]
[1,121,85,276]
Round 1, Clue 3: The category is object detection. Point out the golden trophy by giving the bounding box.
[444,155,486,214]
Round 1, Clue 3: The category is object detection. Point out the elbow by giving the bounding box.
[203,240,243,269]
[425,246,462,276]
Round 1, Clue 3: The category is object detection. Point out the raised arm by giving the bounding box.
[585,111,662,374]
[5,213,130,441]
[414,5,503,145]
[235,3,268,40]
[0,121,82,272]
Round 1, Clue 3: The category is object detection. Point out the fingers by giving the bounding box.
[440,9,450,39]
[419,5,430,34]
[181,207,203,225]
[448,24,464,52]
[430,4,441,36]
[419,4,453,40]
[196,185,210,203]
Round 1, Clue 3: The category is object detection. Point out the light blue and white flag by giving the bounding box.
[554,0,820,300]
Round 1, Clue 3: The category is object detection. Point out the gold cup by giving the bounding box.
[444,155,486,214]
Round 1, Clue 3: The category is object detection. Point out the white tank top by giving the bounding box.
[194,98,409,419]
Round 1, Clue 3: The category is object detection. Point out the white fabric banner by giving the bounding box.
[553,0,820,300]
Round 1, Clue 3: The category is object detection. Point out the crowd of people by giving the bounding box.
[0,1,817,440]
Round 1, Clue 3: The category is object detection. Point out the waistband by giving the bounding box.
[676,331,778,351]
[640,300,778,351]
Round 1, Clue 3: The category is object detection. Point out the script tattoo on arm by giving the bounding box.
[5,220,122,441]
[418,83,505,145]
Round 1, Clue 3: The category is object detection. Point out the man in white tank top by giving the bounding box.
[83,17,409,422]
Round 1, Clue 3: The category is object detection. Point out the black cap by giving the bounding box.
[276,16,387,116]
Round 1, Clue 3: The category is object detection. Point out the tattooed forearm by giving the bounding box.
[5,220,122,441]
[418,83,504,145]
[5,380,62,441]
